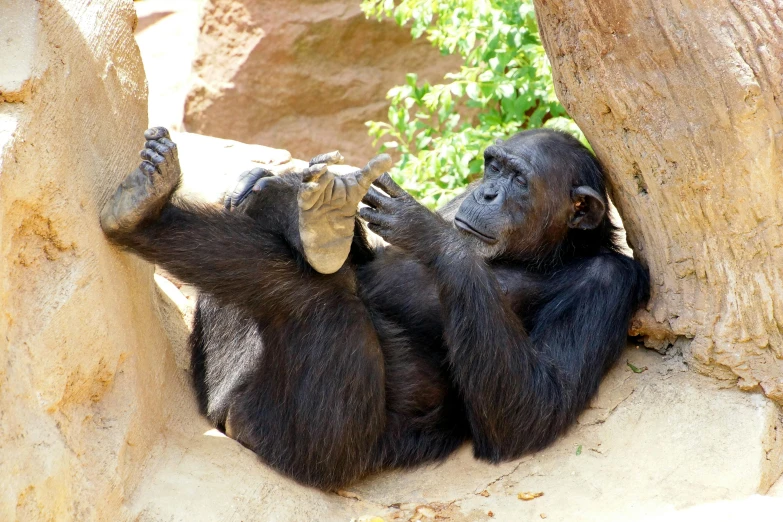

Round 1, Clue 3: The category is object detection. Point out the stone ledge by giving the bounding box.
[130,335,783,521]
[172,130,300,204]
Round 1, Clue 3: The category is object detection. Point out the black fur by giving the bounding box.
[107,129,649,489]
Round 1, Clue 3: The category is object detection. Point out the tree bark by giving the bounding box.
[533,0,783,401]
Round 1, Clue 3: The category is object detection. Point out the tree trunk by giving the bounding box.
[533,0,783,402]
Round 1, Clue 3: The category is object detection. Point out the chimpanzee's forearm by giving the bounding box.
[428,248,567,460]
[430,244,645,461]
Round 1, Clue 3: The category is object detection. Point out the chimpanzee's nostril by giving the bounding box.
[484,192,497,202]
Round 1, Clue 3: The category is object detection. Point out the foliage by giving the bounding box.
[362,0,582,208]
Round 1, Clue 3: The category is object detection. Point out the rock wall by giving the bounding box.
[0,1,185,518]
[183,0,460,165]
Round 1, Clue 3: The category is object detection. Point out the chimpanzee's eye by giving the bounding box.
[487,162,500,174]
[515,175,527,187]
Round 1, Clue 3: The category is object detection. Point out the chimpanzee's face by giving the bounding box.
[454,130,606,261]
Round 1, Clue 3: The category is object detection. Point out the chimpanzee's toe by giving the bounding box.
[139,160,157,177]
[144,126,170,141]
[140,148,164,167]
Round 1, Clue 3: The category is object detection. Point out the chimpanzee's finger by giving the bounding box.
[145,141,172,171]
[359,206,394,228]
[227,168,274,209]
[299,169,335,211]
[250,166,275,179]
[309,151,344,167]
[139,160,157,177]
[366,222,388,238]
[251,176,277,193]
[362,186,392,210]
[372,172,406,198]
[145,141,170,156]
[356,154,393,189]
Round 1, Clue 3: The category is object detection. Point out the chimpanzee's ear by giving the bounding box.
[569,186,606,230]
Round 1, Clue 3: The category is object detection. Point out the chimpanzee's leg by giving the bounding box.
[101,128,389,488]
[100,127,387,321]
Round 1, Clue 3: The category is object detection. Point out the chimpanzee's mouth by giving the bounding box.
[454,218,498,244]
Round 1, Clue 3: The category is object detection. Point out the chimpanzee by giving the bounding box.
[100,127,649,490]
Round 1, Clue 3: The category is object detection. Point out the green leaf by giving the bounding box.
[496,83,516,99]
[465,83,481,101]
[627,361,648,374]
[576,445,582,455]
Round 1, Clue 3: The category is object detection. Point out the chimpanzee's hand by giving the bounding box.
[360,174,451,262]
[224,167,275,211]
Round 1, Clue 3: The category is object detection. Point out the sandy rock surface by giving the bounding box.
[172,130,301,203]
[182,0,461,165]
[134,0,203,130]
[0,0,171,519]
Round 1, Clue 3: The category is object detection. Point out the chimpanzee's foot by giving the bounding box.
[100,127,181,237]
[298,153,392,274]
[308,150,344,168]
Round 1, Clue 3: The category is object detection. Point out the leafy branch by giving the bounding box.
[362,0,582,207]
